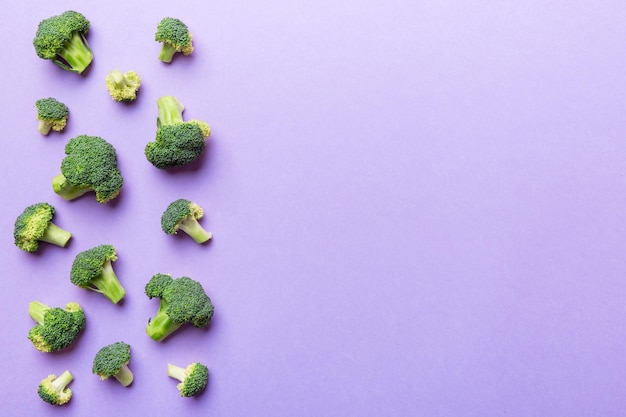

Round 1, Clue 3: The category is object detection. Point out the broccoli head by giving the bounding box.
[105,69,141,102]
[167,362,209,397]
[52,135,124,203]
[13,202,72,253]
[145,274,214,341]
[161,199,212,244]
[155,17,194,63]
[28,301,85,352]
[145,96,210,169]
[92,342,134,386]
[36,98,69,135]
[70,244,125,304]
[38,370,74,406]
[33,10,93,74]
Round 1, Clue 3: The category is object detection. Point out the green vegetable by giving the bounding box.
[70,244,126,304]
[92,342,134,386]
[28,302,85,352]
[167,362,209,397]
[161,199,212,244]
[155,17,194,63]
[145,274,214,341]
[33,10,92,74]
[52,135,124,203]
[144,96,210,169]
[38,370,73,405]
[35,98,69,135]
[105,69,141,102]
[13,202,72,253]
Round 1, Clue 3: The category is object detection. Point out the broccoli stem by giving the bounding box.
[52,174,91,200]
[57,32,93,74]
[108,69,127,88]
[113,364,134,386]
[40,222,72,248]
[146,299,182,341]
[52,370,74,391]
[38,120,52,135]
[157,96,185,127]
[159,43,177,63]
[28,301,50,325]
[178,218,212,244]
[91,261,126,304]
[166,364,186,381]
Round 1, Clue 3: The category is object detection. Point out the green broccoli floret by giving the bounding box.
[155,17,194,63]
[92,342,134,386]
[105,69,141,102]
[167,362,209,397]
[145,274,214,342]
[38,370,74,405]
[28,301,85,352]
[161,199,212,244]
[144,96,210,169]
[13,202,72,253]
[36,98,69,135]
[33,10,93,74]
[70,244,125,304]
[52,135,124,203]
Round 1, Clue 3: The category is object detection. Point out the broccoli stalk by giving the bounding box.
[167,362,209,397]
[52,174,91,200]
[40,221,72,247]
[70,244,126,304]
[38,370,74,405]
[59,32,92,72]
[147,298,180,342]
[157,95,185,126]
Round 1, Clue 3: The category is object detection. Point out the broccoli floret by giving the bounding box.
[167,362,209,397]
[145,96,210,169]
[13,202,72,253]
[28,301,85,352]
[145,274,214,341]
[155,17,194,63]
[35,98,69,135]
[52,135,124,203]
[70,244,125,304]
[105,69,141,102]
[33,10,93,74]
[161,199,212,244]
[92,342,134,386]
[38,370,74,405]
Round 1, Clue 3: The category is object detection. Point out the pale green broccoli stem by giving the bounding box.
[159,43,177,63]
[92,262,126,304]
[146,299,181,341]
[179,218,212,244]
[52,370,74,392]
[166,364,186,381]
[114,364,134,386]
[108,69,128,88]
[59,32,92,74]
[28,301,49,324]
[52,174,90,200]
[157,96,184,127]
[38,120,52,135]
[41,222,72,247]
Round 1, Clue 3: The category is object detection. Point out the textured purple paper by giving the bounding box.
[2,0,626,415]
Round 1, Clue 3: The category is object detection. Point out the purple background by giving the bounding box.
[2,0,626,415]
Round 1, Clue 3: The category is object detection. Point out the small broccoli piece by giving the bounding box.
[105,69,141,102]
[38,370,74,405]
[145,274,214,341]
[155,17,194,63]
[145,96,210,169]
[92,342,134,386]
[13,202,72,253]
[161,199,212,244]
[33,10,92,74]
[70,244,125,304]
[28,301,85,352]
[167,362,209,397]
[35,98,69,135]
[52,135,124,203]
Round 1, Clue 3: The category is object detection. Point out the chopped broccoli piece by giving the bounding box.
[52,135,124,203]
[145,274,214,341]
[28,301,85,352]
[155,17,194,63]
[33,10,92,74]
[144,96,210,169]
[38,370,73,405]
[70,244,125,303]
[13,202,72,253]
[161,199,212,244]
[92,342,134,386]
[105,69,141,102]
[167,362,209,397]
[35,98,69,135]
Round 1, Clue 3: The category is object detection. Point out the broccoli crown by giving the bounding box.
[145,123,208,169]
[92,342,131,378]
[105,69,141,102]
[155,17,194,62]
[28,302,85,352]
[36,97,69,122]
[146,274,214,327]
[70,244,117,286]
[161,199,203,234]
[33,11,92,73]
[168,362,209,397]
[57,135,124,203]
[13,202,54,252]
[38,370,73,406]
